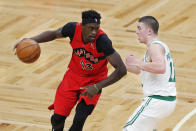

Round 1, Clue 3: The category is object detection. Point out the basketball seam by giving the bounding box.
[21,46,40,59]
[19,46,40,62]
[22,50,39,63]
[17,44,39,55]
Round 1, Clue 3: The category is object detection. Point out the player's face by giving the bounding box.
[136,22,149,43]
[82,23,100,43]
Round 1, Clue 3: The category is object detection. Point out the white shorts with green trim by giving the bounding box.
[123,96,176,131]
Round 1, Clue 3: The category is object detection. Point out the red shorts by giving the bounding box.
[48,69,107,117]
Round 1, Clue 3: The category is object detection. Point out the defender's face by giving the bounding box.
[136,22,149,43]
[82,23,100,43]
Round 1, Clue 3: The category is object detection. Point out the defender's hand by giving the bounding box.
[125,54,139,66]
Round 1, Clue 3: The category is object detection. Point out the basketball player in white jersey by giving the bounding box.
[123,16,177,131]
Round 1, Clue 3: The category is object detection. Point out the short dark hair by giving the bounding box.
[82,10,101,25]
[139,16,159,34]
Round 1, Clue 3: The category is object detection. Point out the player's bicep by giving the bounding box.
[53,22,76,39]
[107,51,127,77]
[96,34,115,56]
[55,27,64,38]
[148,44,165,64]
[107,51,125,69]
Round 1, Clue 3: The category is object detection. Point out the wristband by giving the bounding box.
[93,84,99,91]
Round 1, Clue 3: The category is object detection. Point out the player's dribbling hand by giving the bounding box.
[13,38,31,54]
[80,85,99,100]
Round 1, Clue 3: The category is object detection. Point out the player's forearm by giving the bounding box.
[96,65,127,90]
[30,31,58,43]
[139,61,165,74]
[126,64,140,74]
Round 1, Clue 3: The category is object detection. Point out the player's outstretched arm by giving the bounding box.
[13,27,64,51]
[30,27,64,43]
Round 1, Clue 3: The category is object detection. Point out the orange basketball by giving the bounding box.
[16,39,41,63]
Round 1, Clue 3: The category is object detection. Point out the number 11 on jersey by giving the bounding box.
[169,62,176,82]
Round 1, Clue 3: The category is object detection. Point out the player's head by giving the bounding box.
[136,16,159,43]
[81,10,101,43]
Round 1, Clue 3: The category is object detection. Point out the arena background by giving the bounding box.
[0,0,195,130]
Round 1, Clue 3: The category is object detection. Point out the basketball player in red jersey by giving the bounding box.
[14,10,127,131]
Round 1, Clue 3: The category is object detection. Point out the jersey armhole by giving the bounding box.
[151,42,166,55]
[70,23,80,43]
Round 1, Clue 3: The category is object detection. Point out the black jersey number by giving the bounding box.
[80,60,93,70]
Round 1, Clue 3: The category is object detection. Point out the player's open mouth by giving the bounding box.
[89,36,96,41]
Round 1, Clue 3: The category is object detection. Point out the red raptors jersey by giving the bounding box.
[67,23,108,77]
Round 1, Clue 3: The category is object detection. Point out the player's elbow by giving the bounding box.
[158,65,166,74]
[133,70,141,74]
[118,65,127,77]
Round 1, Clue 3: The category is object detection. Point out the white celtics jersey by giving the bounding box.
[141,40,176,97]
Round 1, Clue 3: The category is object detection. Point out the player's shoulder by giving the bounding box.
[149,44,164,52]
[150,40,165,48]
[61,22,78,38]
[97,33,110,41]
[149,42,166,55]
[64,22,78,28]
[151,40,167,46]
[97,34,112,46]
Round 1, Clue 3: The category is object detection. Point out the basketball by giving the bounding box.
[16,39,41,63]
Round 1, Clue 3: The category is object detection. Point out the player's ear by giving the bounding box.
[148,28,153,35]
